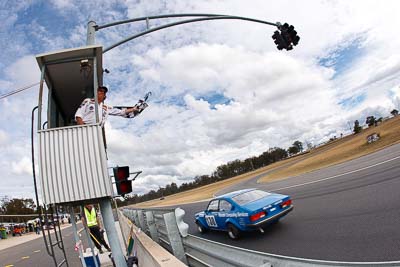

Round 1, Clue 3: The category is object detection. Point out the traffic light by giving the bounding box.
[279,23,293,50]
[272,23,300,51]
[113,166,132,196]
[272,30,287,50]
[287,24,300,46]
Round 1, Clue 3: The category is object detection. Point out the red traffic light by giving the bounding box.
[114,166,129,181]
[113,166,132,196]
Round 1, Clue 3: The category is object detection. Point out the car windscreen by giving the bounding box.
[232,190,271,205]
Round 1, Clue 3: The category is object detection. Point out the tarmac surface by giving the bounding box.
[0,221,125,267]
[177,143,400,262]
[0,228,45,252]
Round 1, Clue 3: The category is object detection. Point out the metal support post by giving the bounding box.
[87,21,96,45]
[163,212,188,264]
[70,207,87,267]
[37,65,45,132]
[145,211,159,243]
[99,198,127,267]
[93,56,99,123]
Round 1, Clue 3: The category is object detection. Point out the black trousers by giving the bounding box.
[89,225,110,250]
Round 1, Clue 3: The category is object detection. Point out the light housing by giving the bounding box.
[280,199,292,209]
[250,211,267,222]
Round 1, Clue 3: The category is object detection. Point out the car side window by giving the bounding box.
[207,200,219,212]
[219,200,232,212]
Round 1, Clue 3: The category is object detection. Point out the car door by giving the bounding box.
[215,199,233,230]
[204,199,220,229]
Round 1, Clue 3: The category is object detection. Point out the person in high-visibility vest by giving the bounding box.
[83,204,111,253]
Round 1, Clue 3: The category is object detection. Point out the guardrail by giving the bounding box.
[117,209,186,267]
[122,208,400,267]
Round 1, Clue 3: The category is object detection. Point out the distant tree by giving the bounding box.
[292,141,303,152]
[353,120,362,134]
[117,145,296,205]
[375,117,383,126]
[268,147,288,161]
[0,196,10,214]
[1,198,35,215]
[288,146,299,155]
[306,142,313,151]
[366,116,376,127]
[390,109,398,116]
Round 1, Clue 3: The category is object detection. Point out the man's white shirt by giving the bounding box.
[75,98,127,125]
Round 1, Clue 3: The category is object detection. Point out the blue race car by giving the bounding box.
[195,188,293,239]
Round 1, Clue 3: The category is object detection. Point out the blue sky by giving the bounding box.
[319,35,366,79]
[1,0,400,200]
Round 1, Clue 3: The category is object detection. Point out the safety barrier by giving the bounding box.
[117,209,186,267]
[122,208,400,267]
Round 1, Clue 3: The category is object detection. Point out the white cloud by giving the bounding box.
[3,55,40,86]
[51,0,75,9]
[1,0,400,199]
[11,157,32,175]
[0,130,8,145]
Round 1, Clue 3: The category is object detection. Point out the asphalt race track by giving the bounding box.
[0,225,85,267]
[2,143,399,265]
[178,143,400,262]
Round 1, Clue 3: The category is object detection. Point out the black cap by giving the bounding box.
[98,86,108,92]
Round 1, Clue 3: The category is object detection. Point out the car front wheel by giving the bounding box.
[196,221,208,234]
[227,223,241,240]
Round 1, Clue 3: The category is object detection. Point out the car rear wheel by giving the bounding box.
[196,221,208,234]
[227,223,241,240]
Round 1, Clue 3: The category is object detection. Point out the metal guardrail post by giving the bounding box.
[132,210,139,226]
[137,210,146,230]
[145,211,159,243]
[163,212,188,265]
[127,210,134,221]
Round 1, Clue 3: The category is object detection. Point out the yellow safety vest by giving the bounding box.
[84,207,97,227]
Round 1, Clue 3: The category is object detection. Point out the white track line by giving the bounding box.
[273,155,400,192]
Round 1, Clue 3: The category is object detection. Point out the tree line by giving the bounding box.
[117,144,305,206]
[0,197,37,222]
[353,109,398,134]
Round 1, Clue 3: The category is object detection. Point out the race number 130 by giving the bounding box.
[205,215,217,227]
